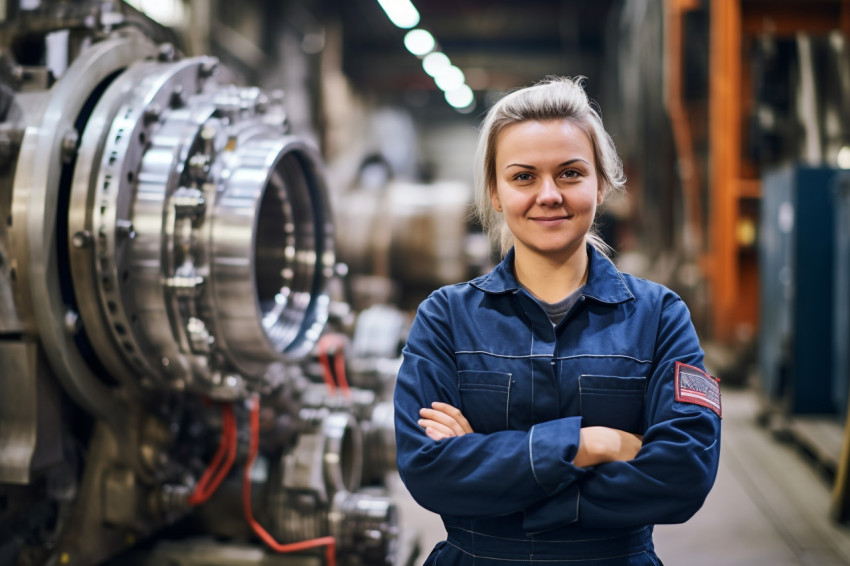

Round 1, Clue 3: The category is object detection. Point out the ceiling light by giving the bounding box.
[404,29,435,56]
[839,146,850,169]
[445,85,475,109]
[422,52,450,77]
[376,0,420,29]
[434,65,465,92]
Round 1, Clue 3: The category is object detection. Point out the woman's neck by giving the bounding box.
[513,242,589,303]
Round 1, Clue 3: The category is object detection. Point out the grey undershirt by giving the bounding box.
[523,284,585,326]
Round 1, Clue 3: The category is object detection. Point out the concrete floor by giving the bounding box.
[392,388,850,565]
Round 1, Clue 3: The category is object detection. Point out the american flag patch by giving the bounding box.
[674,362,722,418]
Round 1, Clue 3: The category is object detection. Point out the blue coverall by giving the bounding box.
[394,246,722,565]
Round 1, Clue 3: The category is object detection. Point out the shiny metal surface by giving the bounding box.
[0,4,401,565]
[0,342,37,484]
[9,30,158,424]
[64,53,334,399]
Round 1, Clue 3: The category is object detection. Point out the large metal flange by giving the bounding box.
[8,30,159,424]
[67,55,335,400]
[209,133,335,380]
[69,55,223,394]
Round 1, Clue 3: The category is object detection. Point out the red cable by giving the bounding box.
[317,334,350,396]
[332,336,351,394]
[242,396,337,566]
[202,406,237,498]
[317,335,338,394]
[188,403,237,506]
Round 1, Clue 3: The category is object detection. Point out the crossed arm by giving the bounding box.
[418,402,643,467]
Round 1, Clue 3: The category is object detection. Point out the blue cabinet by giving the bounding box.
[759,166,837,415]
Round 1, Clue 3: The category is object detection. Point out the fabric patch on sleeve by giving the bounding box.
[674,362,722,418]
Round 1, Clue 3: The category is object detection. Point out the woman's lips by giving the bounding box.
[531,215,571,225]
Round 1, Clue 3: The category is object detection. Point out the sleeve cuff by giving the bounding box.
[528,416,584,493]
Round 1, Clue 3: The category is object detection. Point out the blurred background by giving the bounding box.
[2,0,850,564]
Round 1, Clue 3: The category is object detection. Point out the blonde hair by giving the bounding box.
[472,76,626,256]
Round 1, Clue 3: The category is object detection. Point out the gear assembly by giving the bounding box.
[0,2,404,565]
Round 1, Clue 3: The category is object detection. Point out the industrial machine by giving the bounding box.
[0,2,402,565]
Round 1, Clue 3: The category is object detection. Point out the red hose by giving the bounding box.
[242,396,337,566]
[317,333,351,396]
[187,403,237,506]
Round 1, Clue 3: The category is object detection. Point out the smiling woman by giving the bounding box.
[393,76,722,566]
[490,119,602,302]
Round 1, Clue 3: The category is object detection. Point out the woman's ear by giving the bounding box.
[596,183,605,206]
[490,186,502,212]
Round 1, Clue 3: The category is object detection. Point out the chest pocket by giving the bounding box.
[579,374,646,434]
[457,370,511,433]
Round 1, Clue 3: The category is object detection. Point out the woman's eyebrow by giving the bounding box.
[559,158,590,166]
[505,158,590,169]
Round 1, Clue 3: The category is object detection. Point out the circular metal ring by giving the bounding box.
[9,32,158,423]
[210,135,335,375]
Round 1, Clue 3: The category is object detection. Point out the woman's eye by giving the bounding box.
[561,169,581,179]
[514,172,533,182]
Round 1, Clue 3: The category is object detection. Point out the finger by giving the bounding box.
[417,418,456,439]
[429,402,474,434]
[425,426,451,441]
[419,408,467,437]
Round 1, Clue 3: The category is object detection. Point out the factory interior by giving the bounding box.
[2,0,850,564]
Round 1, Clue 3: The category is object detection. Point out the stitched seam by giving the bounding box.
[455,351,653,364]
[456,351,554,359]
[505,374,512,429]
[528,427,543,488]
[446,526,646,543]
[445,542,647,562]
[555,354,652,364]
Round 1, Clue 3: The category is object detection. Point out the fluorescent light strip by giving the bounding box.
[404,29,435,56]
[376,0,420,29]
[376,0,475,111]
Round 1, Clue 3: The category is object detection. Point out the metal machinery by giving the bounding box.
[0,2,403,565]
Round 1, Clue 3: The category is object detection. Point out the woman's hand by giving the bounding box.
[573,426,643,468]
[418,402,474,441]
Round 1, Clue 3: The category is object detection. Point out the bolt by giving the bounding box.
[64,310,81,335]
[72,230,91,249]
[170,85,184,108]
[61,129,79,163]
[116,219,136,240]
[158,43,176,62]
[144,103,162,124]
[199,58,219,79]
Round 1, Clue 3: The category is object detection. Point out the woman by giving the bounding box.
[393,76,721,565]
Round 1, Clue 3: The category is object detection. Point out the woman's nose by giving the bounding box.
[536,178,562,206]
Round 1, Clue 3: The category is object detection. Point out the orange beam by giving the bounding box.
[708,0,743,342]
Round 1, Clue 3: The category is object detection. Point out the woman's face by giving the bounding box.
[490,118,603,261]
